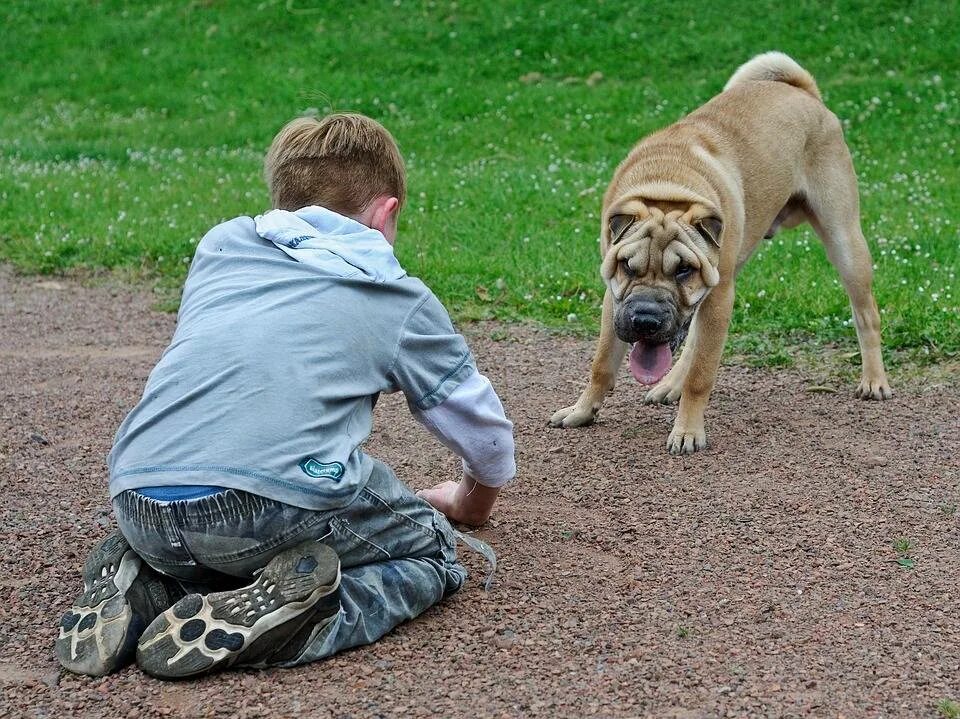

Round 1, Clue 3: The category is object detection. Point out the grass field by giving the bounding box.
[1,0,957,364]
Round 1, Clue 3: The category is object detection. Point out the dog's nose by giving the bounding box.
[629,310,662,334]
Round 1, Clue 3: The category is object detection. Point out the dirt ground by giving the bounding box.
[1,264,958,719]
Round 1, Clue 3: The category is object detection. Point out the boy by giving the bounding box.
[55,113,516,679]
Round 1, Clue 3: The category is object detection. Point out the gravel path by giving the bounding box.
[1,266,958,718]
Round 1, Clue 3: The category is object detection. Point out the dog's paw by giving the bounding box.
[855,377,892,401]
[644,380,682,405]
[549,404,597,428]
[667,426,707,455]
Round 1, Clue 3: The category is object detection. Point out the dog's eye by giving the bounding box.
[620,260,635,278]
[675,263,694,280]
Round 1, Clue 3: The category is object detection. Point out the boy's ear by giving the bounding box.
[366,196,400,244]
[383,196,399,219]
[368,196,399,233]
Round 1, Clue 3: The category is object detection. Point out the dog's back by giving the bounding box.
[616,54,829,232]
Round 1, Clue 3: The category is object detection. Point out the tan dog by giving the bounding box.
[550,52,892,454]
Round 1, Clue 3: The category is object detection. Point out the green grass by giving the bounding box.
[1,0,958,364]
[939,698,960,719]
[893,537,916,569]
[893,537,913,555]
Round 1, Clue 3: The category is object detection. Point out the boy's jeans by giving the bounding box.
[113,458,468,667]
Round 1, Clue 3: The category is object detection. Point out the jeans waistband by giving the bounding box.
[114,488,277,528]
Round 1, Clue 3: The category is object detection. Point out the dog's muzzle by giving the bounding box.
[615,291,681,346]
[670,316,692,352]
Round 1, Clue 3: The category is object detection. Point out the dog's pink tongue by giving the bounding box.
[629,342,673,385]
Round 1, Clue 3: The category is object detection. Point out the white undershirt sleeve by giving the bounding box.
[410,369,516,488]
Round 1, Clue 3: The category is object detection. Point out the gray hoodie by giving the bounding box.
[108,206,515,510]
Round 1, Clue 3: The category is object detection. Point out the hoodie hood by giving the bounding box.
[254,205,406,283]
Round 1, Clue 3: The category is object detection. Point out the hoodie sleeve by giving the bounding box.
[387,293,476,409]
[388,293,516,487]
[411,370,516,488]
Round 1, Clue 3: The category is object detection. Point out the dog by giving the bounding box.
[550,52,892,454]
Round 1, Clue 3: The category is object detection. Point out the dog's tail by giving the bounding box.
[724,52,821,101]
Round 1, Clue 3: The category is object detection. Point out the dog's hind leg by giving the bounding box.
[804,143,892,400]
[550,288,629,428]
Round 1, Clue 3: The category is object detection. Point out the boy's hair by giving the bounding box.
[264,113,406,215]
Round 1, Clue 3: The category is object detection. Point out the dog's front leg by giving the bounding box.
[550,289,628,428]
[667,282,735,454]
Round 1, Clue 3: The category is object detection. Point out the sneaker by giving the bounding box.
[136,540,341,679]
[55,531,177,676]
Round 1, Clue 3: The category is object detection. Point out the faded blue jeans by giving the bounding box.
[113,458,469,667]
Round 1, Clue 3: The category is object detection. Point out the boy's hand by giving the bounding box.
[417,475,499,526]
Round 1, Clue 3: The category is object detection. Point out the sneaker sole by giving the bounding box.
[55,533,145,676]
[137,541,340,679]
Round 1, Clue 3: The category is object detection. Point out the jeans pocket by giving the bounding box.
[175,490,332,567]
[114,492,196,570]
[328,516,392,566]
[359,487,437,540]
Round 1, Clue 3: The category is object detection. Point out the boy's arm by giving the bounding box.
[410,370,516,524]
[387,292,515,524]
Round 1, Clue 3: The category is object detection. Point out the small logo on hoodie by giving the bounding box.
[299,457,345,480]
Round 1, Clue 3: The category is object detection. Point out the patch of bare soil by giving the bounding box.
[1,264,958,718]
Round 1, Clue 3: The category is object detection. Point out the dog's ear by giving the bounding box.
[609,214,635,244]
[695,217,723,247]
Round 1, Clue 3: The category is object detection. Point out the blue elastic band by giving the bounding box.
[136,485,227,501]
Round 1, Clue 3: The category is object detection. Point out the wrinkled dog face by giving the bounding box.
[600,204,722,349]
